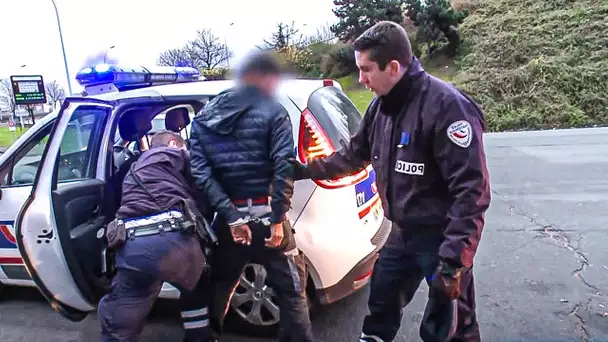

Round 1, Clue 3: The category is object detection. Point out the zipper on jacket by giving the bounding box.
[386,108,410,222]
[386,116,398,220]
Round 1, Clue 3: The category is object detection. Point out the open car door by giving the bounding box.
[15,98,115,322]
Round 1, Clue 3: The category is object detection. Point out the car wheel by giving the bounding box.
[227,263,312,337]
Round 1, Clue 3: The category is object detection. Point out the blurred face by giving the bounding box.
[241,72,282,96]
[257,73,281,95]
[355,50,402,96]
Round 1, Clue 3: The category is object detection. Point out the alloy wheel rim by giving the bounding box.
[231,263,281,326]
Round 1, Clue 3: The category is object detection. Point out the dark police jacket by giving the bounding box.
[117,146,207,221]
[189,85,295,225]
[307,57,491,268]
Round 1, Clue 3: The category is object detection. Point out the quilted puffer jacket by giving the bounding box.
[189,84,295,225]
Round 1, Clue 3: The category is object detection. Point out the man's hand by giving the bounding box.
[230,224,252,245]
[265,222,284,248]
[288,158,311,180]
[429,260,462,300]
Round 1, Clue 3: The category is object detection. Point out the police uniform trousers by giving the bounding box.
[360,223,480,342]
[98,225,213,342]
[208,211,314,342]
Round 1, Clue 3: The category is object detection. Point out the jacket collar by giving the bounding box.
[379,57,426,114]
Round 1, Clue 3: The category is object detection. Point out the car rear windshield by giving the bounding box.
[307,86,363,150]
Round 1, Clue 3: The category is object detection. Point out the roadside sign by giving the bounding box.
[10,75,47,105]
[8,120,16,132]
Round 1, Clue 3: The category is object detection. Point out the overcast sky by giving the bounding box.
[0,0,337,94]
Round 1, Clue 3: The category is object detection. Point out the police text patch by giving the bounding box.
[394,161,425,175]
[447,120,473,148]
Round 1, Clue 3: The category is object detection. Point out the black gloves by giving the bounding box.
[288,158,312,180]
[429,260,462,300]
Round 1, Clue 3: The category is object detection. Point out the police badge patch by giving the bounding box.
[446,120,473,148]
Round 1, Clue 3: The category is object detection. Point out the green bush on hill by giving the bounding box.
[453,0,608,131]
[321,43,359,78]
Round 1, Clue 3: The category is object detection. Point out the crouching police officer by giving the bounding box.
[100,130,217,342]
[290,21,492,342]
[189,50,314,342]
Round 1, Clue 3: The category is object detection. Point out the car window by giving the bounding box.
[307,86,362,150]
[151,118,166,132]
[0,124,53,187]
[56,106,108,182]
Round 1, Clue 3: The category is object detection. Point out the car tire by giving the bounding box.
[226,260,314,337]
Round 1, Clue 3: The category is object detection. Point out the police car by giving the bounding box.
[0,64,390,335]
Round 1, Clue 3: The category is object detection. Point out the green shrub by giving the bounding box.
[321,43,358,79]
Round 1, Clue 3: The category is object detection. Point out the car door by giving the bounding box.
[15,99,114,322]
[0,120,55,284]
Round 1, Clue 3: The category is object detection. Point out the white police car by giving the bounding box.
[0,64,390,335]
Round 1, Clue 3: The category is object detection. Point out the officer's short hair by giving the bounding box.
[150,130,186,148]
[353,21,413,70]
[235,50,283,79]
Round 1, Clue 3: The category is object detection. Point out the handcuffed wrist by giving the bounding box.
[228,217,249,227]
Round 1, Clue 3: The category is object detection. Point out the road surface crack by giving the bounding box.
[568,298,591,342]
[492,191,601,295]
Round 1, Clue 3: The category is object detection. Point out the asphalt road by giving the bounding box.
[0,127,607,341]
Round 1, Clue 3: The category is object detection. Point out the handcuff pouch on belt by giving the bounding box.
[106,218,127,249]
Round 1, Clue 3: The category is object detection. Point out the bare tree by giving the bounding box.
[157,48,192,68]
[157,28,233,69]
[262,22,305,50]
[0,79,16,120]
[45,81,66,110]
[300,23,337,46]
[189,29,234,69]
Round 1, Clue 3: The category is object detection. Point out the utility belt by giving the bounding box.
[106,210,194,249]
[123,210,187,238]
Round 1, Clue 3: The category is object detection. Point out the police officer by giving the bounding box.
[189,50,314,342]
[99,130,216,342]
[290,21,491,342]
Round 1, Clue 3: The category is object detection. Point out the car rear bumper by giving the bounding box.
[314,217,391,305]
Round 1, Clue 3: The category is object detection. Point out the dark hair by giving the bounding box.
[150,130,186,148]
[236,50,283,78]
[353,21,413,70]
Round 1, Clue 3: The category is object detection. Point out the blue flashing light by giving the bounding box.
[75,64,201,90]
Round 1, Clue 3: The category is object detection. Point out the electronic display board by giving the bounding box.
[10,75,47,105]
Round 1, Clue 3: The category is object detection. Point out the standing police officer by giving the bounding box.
[189,50,314,342]
[290,21,491,342]
[99,131,216,342]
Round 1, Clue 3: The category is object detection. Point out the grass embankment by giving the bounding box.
[0,127,26,148]
[453,0,608,131]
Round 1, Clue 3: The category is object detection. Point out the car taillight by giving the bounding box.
[323,79,333,87]
[297,109,368,189]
